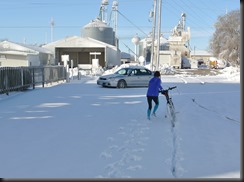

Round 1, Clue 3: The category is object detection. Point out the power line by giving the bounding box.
[117,10,148,37]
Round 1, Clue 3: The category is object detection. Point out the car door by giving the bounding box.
[137,68,153,86]
[126,69,140,86]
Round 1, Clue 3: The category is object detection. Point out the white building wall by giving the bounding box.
[0,54,29,67]
[190,59,198,69]
[0,41,54,67]
[159,54,171,67]
[158,50,181,68]
[27,54,41,66]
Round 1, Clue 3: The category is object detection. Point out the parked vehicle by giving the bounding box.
[97,66,153,88]
[181,56,191,69]
[198,64,208,69]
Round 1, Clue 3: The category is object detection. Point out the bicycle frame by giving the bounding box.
[161,86,177,127]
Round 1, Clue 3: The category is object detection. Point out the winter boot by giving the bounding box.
[152,104,159,116]
[147,109,151,120]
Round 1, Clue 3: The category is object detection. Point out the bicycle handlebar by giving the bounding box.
[165,86,177,91]
[159,86,177,95]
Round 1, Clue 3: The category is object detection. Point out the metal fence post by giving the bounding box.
[32,67,35,89]
[42,67,45,88]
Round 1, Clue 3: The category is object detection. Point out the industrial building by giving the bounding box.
[137,13,212,70]
[42,4,121,69]
[1,0,121,70]
[0,0,213,70]
[42,33,120,69]
[138,13,190,69]
[0,40,54,67]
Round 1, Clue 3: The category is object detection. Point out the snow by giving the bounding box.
[0,66,240,179]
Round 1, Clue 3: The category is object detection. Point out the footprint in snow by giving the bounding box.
[127,165,142,171]
[100,151,112,159]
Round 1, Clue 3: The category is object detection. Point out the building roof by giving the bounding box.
[191,50,213,56]
[42,36,118,51]
[0,50,36,56]
[140,35,168,45]
[0,40,52,54]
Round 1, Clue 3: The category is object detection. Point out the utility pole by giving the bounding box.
[150,0,157,71]
[156,0,162,70]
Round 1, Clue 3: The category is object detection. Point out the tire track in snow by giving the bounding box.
[168,107,184,178]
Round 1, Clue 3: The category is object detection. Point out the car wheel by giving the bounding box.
[117,80,127,88]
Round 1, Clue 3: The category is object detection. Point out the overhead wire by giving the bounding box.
[116,10,149,37]
[164,0,213,34]
[0,0,239,48]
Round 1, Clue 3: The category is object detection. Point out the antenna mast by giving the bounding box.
[50,17,55,42]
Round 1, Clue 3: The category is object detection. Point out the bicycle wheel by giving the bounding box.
[167,99,176,127]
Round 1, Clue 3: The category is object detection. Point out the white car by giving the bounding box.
[97,66,154,88]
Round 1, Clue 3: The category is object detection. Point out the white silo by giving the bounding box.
[82,18,115,46]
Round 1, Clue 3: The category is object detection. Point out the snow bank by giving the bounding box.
[219,66,240,82]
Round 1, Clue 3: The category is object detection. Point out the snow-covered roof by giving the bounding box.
[0,50,36,56]
[42,36,118,50]
[18,43,52,54]
[191,50,213,56]
[140,36,168,45]
[0,40,52,54]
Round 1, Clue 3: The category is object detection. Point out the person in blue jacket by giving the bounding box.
[146,71,164,120]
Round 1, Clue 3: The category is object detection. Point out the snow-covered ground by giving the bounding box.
[0,66,240,178]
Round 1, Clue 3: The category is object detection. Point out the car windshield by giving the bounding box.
[114,68,130,75]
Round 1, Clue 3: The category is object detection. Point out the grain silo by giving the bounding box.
[82,18,115,46]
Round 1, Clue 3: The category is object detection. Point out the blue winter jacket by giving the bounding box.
[147,77,163,96]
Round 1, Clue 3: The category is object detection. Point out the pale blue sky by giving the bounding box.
[0,0,240,53]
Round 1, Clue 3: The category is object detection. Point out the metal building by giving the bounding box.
[43,35,120,69]
[0,40,54,67]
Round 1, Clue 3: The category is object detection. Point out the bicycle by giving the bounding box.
[161,86,177,127]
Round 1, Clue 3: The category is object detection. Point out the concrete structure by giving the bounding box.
[0,40,54,67]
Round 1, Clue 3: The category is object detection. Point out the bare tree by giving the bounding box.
[210,10,240,66]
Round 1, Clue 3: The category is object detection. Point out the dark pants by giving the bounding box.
[147,96,159,110]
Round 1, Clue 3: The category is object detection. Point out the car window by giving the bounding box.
[115,68,152,76]
[133,69,140,75]
[127,69,133,75]
[140,69,152,75]
[135,69,146,75]
[116,69,127,75]
[139,69,146,75]
[130,69,137,75]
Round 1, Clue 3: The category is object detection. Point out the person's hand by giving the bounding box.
[161,90,166,95]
